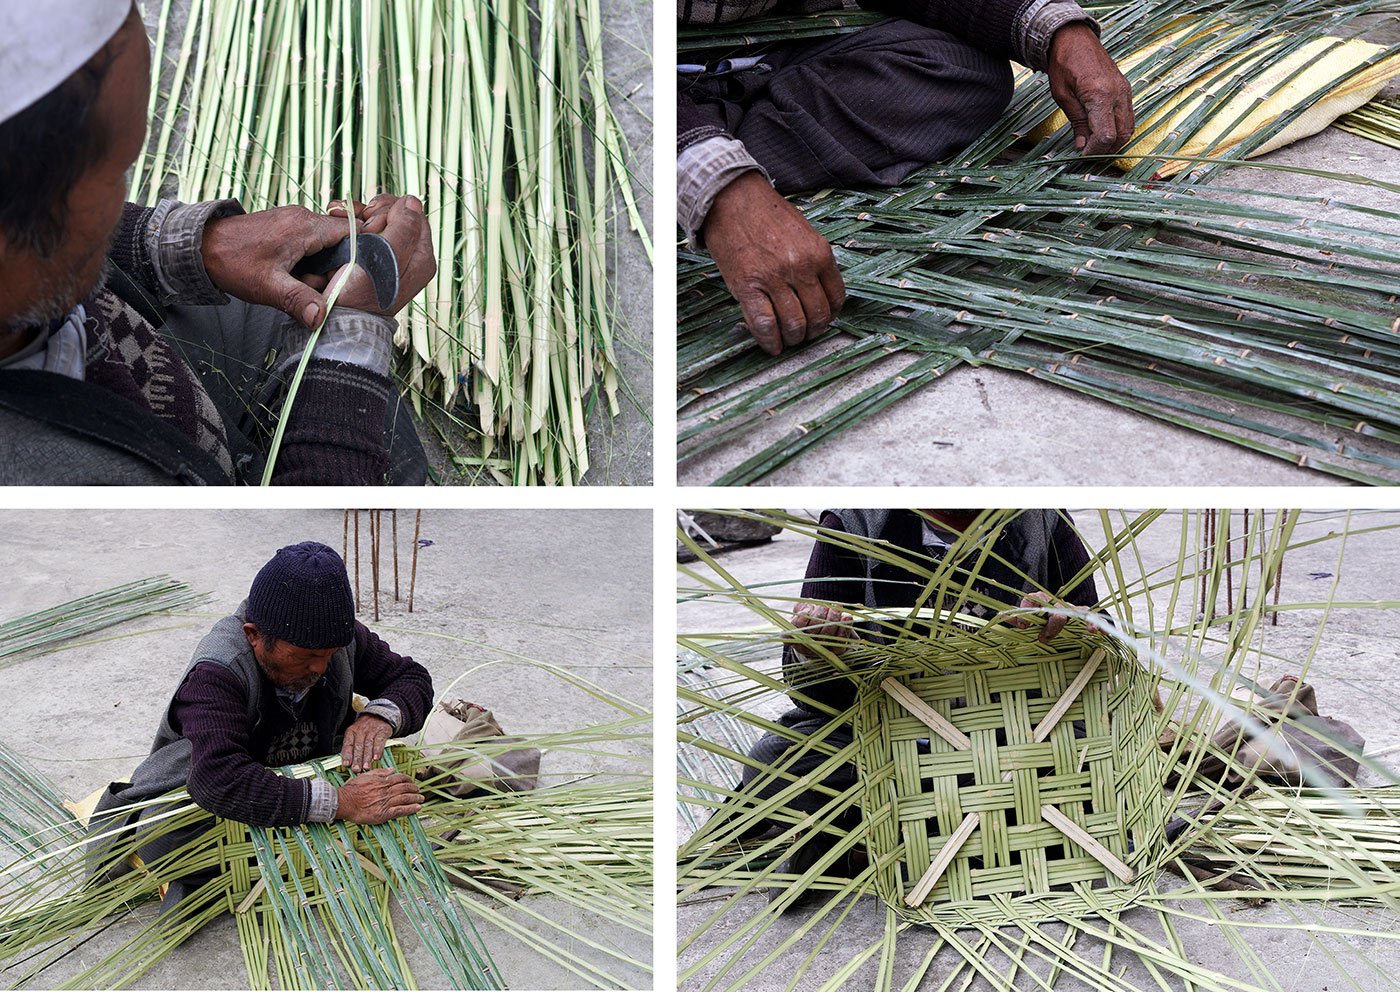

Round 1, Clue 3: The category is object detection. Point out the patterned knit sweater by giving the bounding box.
[0,200,397,485]
[167,622,434,826]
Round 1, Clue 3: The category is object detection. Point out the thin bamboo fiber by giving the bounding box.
[136,0,649,485]
[854,624,1165,925]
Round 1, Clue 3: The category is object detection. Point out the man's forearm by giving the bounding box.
[678,137,770,250]
[113,198,247,306]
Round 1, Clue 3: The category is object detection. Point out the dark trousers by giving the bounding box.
[160,300,428,485]
[740,709,860,833]
[683,18,1014,193]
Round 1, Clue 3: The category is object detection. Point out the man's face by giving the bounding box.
[244,623,336,694]
[0,3,150,341]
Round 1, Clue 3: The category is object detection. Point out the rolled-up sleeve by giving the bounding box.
[678,135,770,250]
[142,198,248,306]
[1017,0,1100,70]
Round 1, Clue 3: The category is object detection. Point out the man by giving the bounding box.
[739,509,1099,897]
[678,1,1136,355]
[89,541,435,904]
[0,2,436,484]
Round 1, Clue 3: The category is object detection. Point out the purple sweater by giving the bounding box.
[167,622,433,826]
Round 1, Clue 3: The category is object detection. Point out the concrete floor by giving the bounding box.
[584,0,655,487]
[139,0,653,487]
[678,509,1400,990]
[0,509,652,989]
[677,19,1400,487]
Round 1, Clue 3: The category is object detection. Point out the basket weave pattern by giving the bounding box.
[855,625,1165,924]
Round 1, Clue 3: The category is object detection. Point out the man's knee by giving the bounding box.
[737,20,1014,190]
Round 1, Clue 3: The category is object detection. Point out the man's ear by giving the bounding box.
[243,622,261,648]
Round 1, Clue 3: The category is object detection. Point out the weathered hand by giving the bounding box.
[336,768,424,824]
[790,602,857,657]
[324,194,438,317]
[202,206,360,328]
[702,170,845,356]
[340,713,394,773]
[1007,591,1101,643]
[1045,23,1135,156]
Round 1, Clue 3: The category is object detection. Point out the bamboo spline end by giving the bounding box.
[1039,805,1135,884]
[881,678,971,750]
[1030,648,1106,743]
[904,811,979,907]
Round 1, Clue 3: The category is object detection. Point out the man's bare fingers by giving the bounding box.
[326,199,367,218]
[298,211,358,254]
[769,287,807,348]
[1081,97,1120,155]
[1040,613,1069,643]
[738,292,782,355]
[1114,91,1136,151]
[795,279,832,338]
[819,265,846,320]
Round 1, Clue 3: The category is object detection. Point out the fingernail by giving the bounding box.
[302,303,319,327]
[405,195,423,213]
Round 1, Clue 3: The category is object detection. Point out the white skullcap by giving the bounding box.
[0,1,132,125]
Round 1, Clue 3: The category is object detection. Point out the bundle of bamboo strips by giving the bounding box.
[0,575,203,666]
[137,0,649,485]
[1338,97,1400,148]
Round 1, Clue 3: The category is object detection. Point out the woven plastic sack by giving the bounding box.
[1021,22,1400,178]
[854,622,1166,926]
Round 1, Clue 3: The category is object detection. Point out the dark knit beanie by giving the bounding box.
[246,542,355,649]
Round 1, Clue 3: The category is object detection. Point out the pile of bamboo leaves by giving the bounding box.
[678,0,1400,484]
[0,575,203,667]
[137,0,650,485]
[678,509,1400,991]
[0,703,652,989]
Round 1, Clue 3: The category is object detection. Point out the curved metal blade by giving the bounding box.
[292,233,400,311]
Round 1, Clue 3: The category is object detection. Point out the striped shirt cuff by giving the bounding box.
[677,135,771,250]
[144,198,247,306]
[281,311,400,377]
[361,698,402,734]
[307,778,338,823]
[1017,0,1100,71]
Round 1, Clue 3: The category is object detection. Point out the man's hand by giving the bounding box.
[341,713,395,773]
[202,206,359,328]
[790,602,857,657]
[702,171,845,357]
[1006,591,1101,643]
[1045,23,1135,156]
[336,768,424,824]
[324,194,437,317]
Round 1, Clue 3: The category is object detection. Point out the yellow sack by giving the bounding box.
[1022,22,1400,177]
[66,782,166,897]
